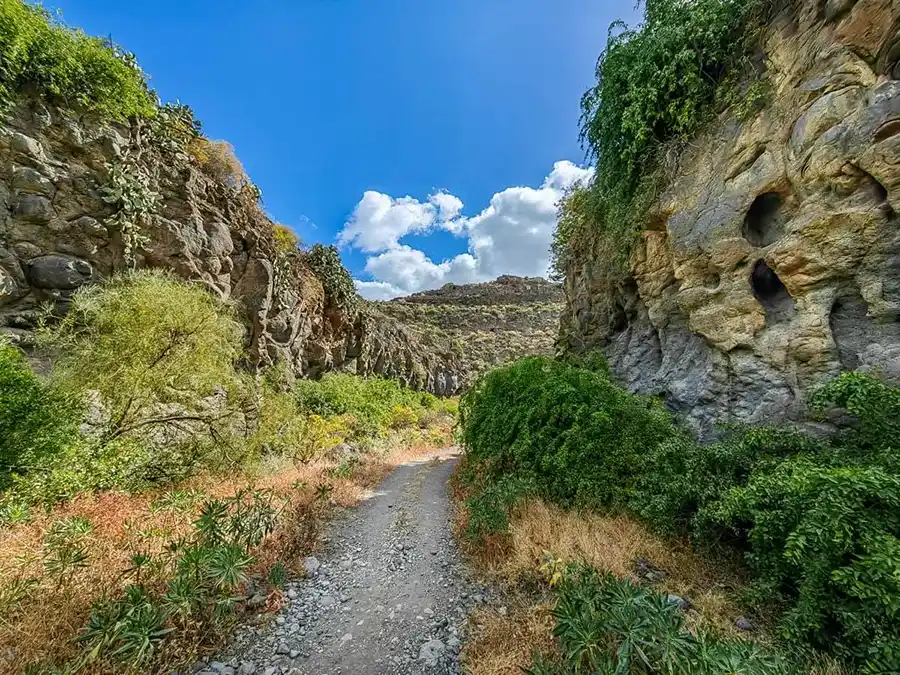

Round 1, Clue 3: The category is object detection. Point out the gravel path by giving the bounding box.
[208,448,480,675]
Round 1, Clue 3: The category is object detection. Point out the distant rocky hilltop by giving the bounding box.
[376,275,564,384]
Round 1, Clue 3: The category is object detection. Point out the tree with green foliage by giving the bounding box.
[0,0,156,119]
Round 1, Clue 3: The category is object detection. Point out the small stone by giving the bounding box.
[303,556,321,576]
[666,594,691,611]
[275,641,291,655]
[27,254,91,290]
[418,639,446,667]
[10,132,42,158]
[339,559,352,570]
[275,616,286,625]
[12,166,54,196]
[237,663,255,675]
[340,633,353,643]
[423,607,434,616]
[262,668,279,675]
[287,588,298,600]
[735,617,754,631]
[498,606,508,616]
[289,649,301,659]
[319,595,336,608]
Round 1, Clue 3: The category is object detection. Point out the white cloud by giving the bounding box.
[342,160,594,300]
[353,280,406,301]
[338,189,469,253]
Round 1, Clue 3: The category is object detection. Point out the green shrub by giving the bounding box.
[0,342,80,490]
[294,373,435,439]
[76,489,278,671]
[631,426,820,536]
[460,356,674,509]
[464,473,534,542]
[0,0,156,119]
[303,244,358,311]
[38,269,245,445]
[706,457,900,669]
[529,565,788,674]
[631,373,900,669]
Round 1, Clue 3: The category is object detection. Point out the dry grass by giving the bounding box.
[462,601,556,675]
[500,500,753,639]
[190,138,248,190]
[454,493,767,674]
[0,422,454,673]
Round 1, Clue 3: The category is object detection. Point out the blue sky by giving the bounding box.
[51,0,638,298]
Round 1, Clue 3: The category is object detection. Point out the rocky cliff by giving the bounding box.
[376,275,563,384]
[0,98,461,394]
[560,0,900,434]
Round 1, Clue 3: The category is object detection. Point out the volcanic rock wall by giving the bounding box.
[560,0,900,434]
[0,98,461,394]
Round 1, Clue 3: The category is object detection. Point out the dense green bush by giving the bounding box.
[303,244,358,311]
[0,342,79,490]
[528,565,787,674]
[0,0,156,119]
[631,373,900,669]
[631,426,820,537]
[38,269,245,446]
[460,356,674,510]
[553,0,778,278]
[294,373,439,439]
[460,358,900,669]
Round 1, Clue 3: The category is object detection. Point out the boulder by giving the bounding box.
[27,255,92,290]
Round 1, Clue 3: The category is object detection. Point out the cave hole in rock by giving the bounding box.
[743,192,786,247]
[830,290,873,370]
[868,175,895,218]
[609,280,639,334]
[750,260,795,323]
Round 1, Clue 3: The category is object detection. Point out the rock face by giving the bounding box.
[377,276,564,384]
[560,0,900,434]
[0,98,461,394]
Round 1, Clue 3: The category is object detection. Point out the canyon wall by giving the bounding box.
[560,0,900,434]
[0,98,461,394]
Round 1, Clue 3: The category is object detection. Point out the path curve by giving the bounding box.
[212,448,478,675]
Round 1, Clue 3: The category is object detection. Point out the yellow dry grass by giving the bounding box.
[501,500,752,639]
[456,497,759,675]
[0,424,454,673]
[461,602,556,675]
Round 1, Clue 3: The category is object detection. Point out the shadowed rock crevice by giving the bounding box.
[750,260,795,324]
[743,192,786,247]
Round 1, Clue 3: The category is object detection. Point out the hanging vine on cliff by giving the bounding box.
[553,0,785,282]
[99,103,201,268]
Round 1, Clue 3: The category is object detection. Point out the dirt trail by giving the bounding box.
[210,448,480,675]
